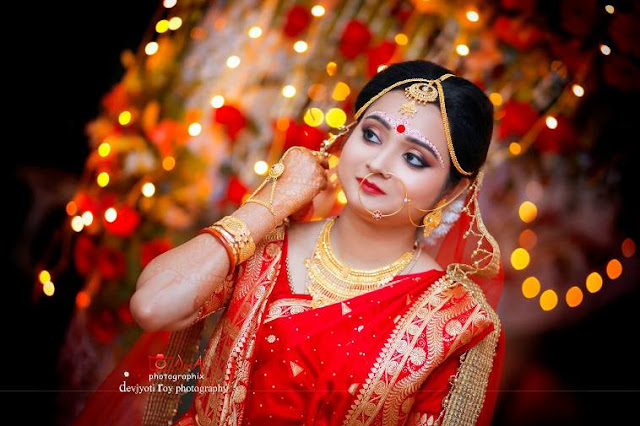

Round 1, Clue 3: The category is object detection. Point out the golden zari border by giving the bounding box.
[342,273,493,426]
[264,298,314,323]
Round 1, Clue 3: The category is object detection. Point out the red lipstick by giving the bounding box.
[356,177,386,195]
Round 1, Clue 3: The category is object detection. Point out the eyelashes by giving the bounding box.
[361,127,428,169]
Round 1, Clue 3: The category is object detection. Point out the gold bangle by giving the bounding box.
[213,215,256,264]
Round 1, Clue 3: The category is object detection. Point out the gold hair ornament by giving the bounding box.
[321,75,473,176]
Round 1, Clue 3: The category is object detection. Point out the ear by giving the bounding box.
[443,177,471,201]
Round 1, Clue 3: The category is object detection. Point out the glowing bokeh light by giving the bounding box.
[545,116,558,129]
[145,42,159,55]
[572,84,585,97]
[104,207,118,223]
[226,55,241,68]
[39,270,51,285]
[326,61,337,76]
[606,259,622,279]
[519,201,538,223]
[304,108,324,127]
[169,17,182,30]
[466,10,480,22]
[509,142,521,155]
[332,82,351,101]
[605,5,614,14]
[394,33,408,45]
[98,142,111,157]
[188,122,202,136]
[66,201,78,216]
[253,161,268,175]
[540,289,558,311]
[163,0,177,8]
[156,19,170,33]
[337,190,347,204]
[511,248,530,270]
[76,290,91,308]
[118,111,132,125]
[43,281,55,296]
[71,216,84,232]
[522,276,541,299]
[81,211,94,226]
[600,44,611,55]
[519,229,538,250]
[97,172,110,187]
[311,5,325,17]
[325,108,347,128]
[210,95,225,108]
[489,92,503,106]
[282,85,296,98]
[163,156,176,171]
[565,286,583,308]
[248,26,262,38]
[456,44,470,56]
[586,272,603,293]
[142,182,156,197]
[293,40,308,53]
[622,238,636,258]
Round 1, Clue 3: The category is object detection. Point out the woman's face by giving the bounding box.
[336,90,453,227]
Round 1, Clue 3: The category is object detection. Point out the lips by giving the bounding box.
[356,177,386,195]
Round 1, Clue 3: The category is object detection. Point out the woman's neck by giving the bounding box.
[330,204,418,269]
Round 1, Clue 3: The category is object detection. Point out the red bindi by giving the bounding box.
[397,124,405,133]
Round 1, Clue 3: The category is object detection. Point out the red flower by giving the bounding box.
[103,205,141,237]
[535,116,579,154]
[102,83,129,116]
[339,20,372,59]
[603,54,640,91]
[367,40,396,77]
[141,238,173,267]
[283,5,312,38]
[89,309,118,344]
[97,246,126,280]
[560,0,597,38]
[609,12,640,59]
[213,105,247,141]
[74,235,97,276]
[493,15,545,50]
[498,101,539,140]
[226,176,248,206]
[282,120,326,152]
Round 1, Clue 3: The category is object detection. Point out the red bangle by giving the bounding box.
[199,226,237,274]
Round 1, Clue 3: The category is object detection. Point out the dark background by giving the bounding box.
[4,1,639,425]
[5,2,158,424]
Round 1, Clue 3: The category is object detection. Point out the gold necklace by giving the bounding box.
[304,217,418,307]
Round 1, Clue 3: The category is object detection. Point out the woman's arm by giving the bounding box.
[130,147,328,332]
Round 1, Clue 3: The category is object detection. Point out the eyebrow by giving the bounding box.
[363,113,445,167]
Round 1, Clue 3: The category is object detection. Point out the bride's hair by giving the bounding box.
[354,60,494,190]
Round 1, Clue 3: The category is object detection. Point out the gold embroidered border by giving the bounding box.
[264,298,314,323]
[342,276,453,426]
[438,276,501,426]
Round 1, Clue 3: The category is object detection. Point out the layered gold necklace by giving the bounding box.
[304,217,419,307]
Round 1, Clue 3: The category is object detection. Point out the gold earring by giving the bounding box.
[422,199,447,238]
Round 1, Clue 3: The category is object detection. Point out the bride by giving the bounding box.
[75,60,505,426]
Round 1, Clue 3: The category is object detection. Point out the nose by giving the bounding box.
[366,150,393,179]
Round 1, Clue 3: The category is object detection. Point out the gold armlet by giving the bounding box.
[213,215,256,264]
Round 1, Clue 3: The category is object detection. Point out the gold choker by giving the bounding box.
[304,217,419,307]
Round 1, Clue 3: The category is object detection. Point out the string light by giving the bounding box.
[585,272,603,293]
[294,40,308,53]
[43,281,55,296]
[168,17,182,30]
[325,108,347,128]
[311,5,325,17]
[522,276,541,298]
[572,84,585,97]
[282,85,296,98]
[253,161,268,175]
[332,82,350,101]
[162,156,176,171]
[510,248,530,270]
[326,61,337,76]
[248,26,262,38]
[545,115,558,129]
[76,291,91,308]
[145,42,159,55]
[394,33,408,45]
[539,289,558,311]
[487,93,502,107]
[455,44,470,56]
[98,142,111,157]
[565,286,583,307]
[156,19,170,33]
[606,259,622,279]
[104,207,118,223]
[66,201,78,216]
[210,95,225,108]
[39,270,51,285]
[466,10,480,22]
[226,55,241,68]
[303,108,324,127]
[600,44,611,55]
[118,111,132,125]
[509,142,522,155]
[142,182,156,197]
[97,172,110,187]
[621,238,636,258]
[163,0,177,8]
[188,122,202,136]
[71,216,84,232]
[81,211,94,226]
[518,201,538,223]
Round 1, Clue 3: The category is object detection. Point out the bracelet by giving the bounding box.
[214,215,256,263]
[198,226,237,275]
[242,198,279,229]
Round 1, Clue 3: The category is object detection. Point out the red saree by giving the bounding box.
[171,224,503,426]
